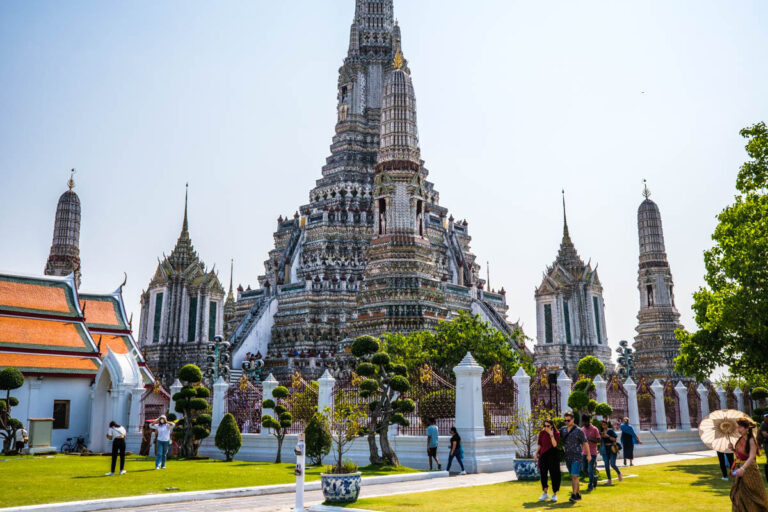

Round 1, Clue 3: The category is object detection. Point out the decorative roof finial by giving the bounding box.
[562,189,570,238]
[229,258,234,296]
[182,183,189,236]
[393,49,404,70]
[68,168,75,190]
[643,179,651,199]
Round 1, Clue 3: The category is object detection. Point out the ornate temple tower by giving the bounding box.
[533,195,612,376]
[138,188,225,387]
[224,260,237,339]
[45,170,82,288]
[633,183,683,379]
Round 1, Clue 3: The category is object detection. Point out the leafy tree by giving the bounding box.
[305,411,332,466]
[172,364,212,457]
[261,385,293,463]
[0,368,24,454]
[383,310,533,378]
[675,122,768,381]
[352,335,415,466]
[507,405,555,459]
[215,413,241,462]
[325,403,367,474]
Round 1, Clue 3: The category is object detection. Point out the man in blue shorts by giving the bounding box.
[559,411,590,503]
[426,417,441,470]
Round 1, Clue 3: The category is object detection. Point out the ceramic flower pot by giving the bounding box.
[321,472,362,504]
[513,458,541,481]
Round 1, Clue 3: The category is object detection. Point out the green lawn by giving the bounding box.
[0,454,416,507]
[350,457,747,512]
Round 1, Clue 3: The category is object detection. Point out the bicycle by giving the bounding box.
[60,436,87,454]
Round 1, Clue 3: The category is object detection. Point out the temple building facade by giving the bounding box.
[229,0,520,381]
[533,197,612,376]
[632,184,683,379]
[44,170,82,288]
[137,190,227,387]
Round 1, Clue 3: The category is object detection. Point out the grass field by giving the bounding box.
[0,454,416,507]
[350,457,751,512]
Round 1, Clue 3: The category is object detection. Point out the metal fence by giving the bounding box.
[227,378,262,434]
[482,364,517,436]
[400,364,456,436]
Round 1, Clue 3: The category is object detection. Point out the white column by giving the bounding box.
[212,376,229,432]
[170,379,182,417]
[734,387,744,413]
[651,379,667,431]
[261,374,279,437]
[594,375,607,404]
[697,383,710,419]
[625,377,640,430]
[453,352,484,441]
[716,386,727,410]
[128,387,145,433]
[674,381,691,431]
[317,370,336,416]
[557,370,572,413]
[513,367,531,417]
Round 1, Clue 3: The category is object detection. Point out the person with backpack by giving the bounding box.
[600,419,623,485]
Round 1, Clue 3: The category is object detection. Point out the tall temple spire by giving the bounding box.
[555,191,583,270]
[45,170,82,287]
[181,183,189,240]
[167,185,197,269]
[354,0,394,32]
[562,189,570,238]
[228,259,234,298]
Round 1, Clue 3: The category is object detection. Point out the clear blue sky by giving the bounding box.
[1,1,767,362]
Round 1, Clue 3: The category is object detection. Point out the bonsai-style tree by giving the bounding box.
[261,385,293,463]
[325,403,367,475]
[508,405,554,459]
[752,387,768,406]
[0,368,24,454]
[567,356,611,422]
[215,413,242,462]
[172,364,212,457]
[352,335,415,466]
[305,411,332,466]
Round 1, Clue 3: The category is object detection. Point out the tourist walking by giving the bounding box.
[600,419,623,484]
[719,451,736,481]
[559,412,590,504]
[581,415,600,491]
[619,417,640,466]
[14,424,28,454]
[446,426,466,475]
[426,417,441,471]
[759,413,768,482]
[150,415,175,470]
[534,419,560,502]
[105,421,127,476]
[728,417,768,511]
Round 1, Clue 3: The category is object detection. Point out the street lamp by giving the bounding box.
[203,335,231,386]
[242,354,265,384]
[615,339,634,379]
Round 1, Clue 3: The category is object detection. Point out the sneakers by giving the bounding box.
[550,495,558,503]
[105,472,114,476]
[722,477,729,481]
[119,470,127,475]
[460,470,467,475]
[437,464,442,470]
[569,494,577,504]
[618,473,623,482]
[538,493,549,502]
[575,494,582,501]
[155,466,160,470]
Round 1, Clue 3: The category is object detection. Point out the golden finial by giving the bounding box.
[68,168,75,190]
[643,179,651,199]
[393,49,404,70]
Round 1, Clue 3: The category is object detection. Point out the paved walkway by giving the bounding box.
[111,450,715,512]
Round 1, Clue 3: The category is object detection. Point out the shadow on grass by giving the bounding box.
[665,463,731,497]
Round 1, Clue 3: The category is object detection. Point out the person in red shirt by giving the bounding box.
[534,419,561,502]
[581,414,601,491]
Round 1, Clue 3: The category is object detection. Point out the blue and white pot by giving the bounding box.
[321,472,362,504]
[513,458,541,481]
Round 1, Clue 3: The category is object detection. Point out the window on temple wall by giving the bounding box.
[378,198,386,234]
[53,400,70,429]
[208,301,217,341]
[646,285,654,306]
[152,292,163,343]
[416,200,423,236]
[592,296,602,344]
[188,296,198,342]
[563,301,572,345]
[669,285,674,306]
[341,85,348,103]
[544,303,553,343]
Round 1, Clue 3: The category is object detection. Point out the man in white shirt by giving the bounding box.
[150,415,176,469]
[14,426,28,454]
[106,421,127,475]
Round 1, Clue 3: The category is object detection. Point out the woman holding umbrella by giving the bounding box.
[728,417,768,511]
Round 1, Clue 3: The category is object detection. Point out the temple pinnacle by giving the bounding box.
[562,189,570,238]
[643,178,651,199]
[68,168,75,190]
[229,259,234,296]
[181,183,189,237]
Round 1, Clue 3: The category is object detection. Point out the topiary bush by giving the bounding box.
[215,413,242,462]
[305,412,332,465]
[574,378,596,393]
[0,367,24,454]
[595,402,613,419]
[261,385,295,463]
[172,365,211,457]
[577,356,606,379]
[751,387,768,402]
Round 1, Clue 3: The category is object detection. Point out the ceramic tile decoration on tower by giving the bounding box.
[227,0,522,381]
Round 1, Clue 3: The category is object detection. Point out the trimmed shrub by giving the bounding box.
[215,413,242,462]
[305,412,332,465]
[751,387,768,401]
[577,356,605,379]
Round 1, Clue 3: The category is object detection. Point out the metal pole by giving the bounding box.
[292,433,306,512]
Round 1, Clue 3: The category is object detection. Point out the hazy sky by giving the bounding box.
[1,1,767,364]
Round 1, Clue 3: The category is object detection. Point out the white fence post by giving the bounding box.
[594,375,607,404]
[734,387,744,413]
[453,352,484,441]
[513,367,531,417]
[674,381,691,430]
[212,376,229,433]
[128,386,145,433]
[170,379,182,417]
[651,379,667,431]
[317,370,336,415]
[717,386,727,410]
[261,374,279,437]
[697,384,710,419]
[625,377,640,430]
[557,371,572,413]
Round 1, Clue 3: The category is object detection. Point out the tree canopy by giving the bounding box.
[675,122,768,382]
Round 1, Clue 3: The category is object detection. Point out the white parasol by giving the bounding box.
[698,409,744,453]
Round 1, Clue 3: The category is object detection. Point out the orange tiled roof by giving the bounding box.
[0,278,77,317]
[80,297,124,329]
[0,316,94,352]
[0,352,99,374]
[97,334,132,356]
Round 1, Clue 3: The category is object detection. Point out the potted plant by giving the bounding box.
[321,403,368,504]
[507,405,552,481]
